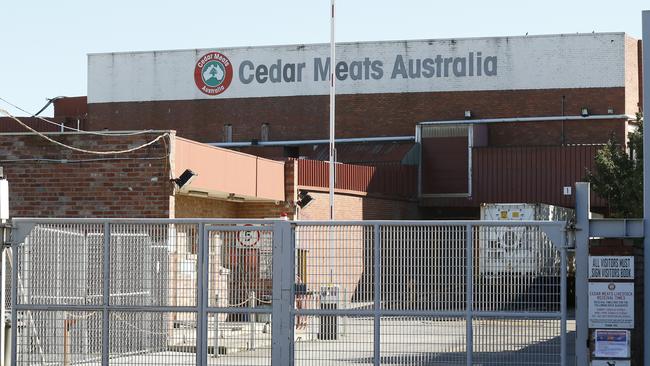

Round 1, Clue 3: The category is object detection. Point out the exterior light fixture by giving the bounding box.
[464,110,472,119]
[580,107,589,117]
[297,191,314,209]
[173,169,197,188]
[607,107,614,114]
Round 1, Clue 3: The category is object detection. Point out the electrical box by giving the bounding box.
[319,285,339,340]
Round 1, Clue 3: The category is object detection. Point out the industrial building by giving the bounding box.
[1,32,644,218]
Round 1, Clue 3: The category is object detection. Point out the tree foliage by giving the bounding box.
[586,113,643,218]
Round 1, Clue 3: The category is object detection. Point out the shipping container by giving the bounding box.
[478,203,574,277]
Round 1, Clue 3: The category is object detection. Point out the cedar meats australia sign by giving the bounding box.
[194,52,234,96]
[88,33,627,103]
[193,50,496,95]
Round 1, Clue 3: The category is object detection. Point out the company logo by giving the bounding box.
[194,52,233,96]
[608,283,616,291]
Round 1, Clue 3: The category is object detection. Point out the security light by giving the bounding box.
[297,191,314,209]
[173,169,197,188]
[580,107,589,117]
[464,110,472,119]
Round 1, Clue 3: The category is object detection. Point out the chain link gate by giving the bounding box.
[9,218,570,365]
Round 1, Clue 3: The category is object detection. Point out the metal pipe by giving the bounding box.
[9,217,568,226]
[418,114,635,126]
[642,10,650,366]
[208,135,415,148]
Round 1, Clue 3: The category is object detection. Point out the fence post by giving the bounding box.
[465,224,473,366]
[249,291,256,350]
[197,223,207,366]
[373,224,381,366]
[101,223,110,366]
[642,10,650,366]
[271,221,293,366]
[10,233,18,366]
[575,182,590,366]
[560,230,568,366]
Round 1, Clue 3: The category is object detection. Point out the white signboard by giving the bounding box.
[589,282,634,328]
[589,256,634,279]
[236,229,260,248]
[88,33,626,103]
[591,361,631,366]
[593,329,630,358]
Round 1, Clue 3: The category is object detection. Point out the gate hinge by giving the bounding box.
[565,218,578,232]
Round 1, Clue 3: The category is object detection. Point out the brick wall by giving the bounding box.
[175,194,292,219]
[175,195,239,218]
[87,87,629,143]
[488,119,626,147]
[0,132,174,218]
[298,190,418,221]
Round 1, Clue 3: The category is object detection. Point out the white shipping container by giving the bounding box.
[478,203,574,276]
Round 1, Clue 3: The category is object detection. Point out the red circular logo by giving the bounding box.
[194,52,233,96]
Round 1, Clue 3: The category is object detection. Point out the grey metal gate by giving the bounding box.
[9,218,569,365]
[291,221,570,366]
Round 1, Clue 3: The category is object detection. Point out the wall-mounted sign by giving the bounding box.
[593,329,630,358]
[236,225,261,248]
[588,282,634,328]
[88,33,627,103]
[589,256,634,279]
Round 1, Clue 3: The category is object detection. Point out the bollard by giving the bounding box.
[212,301,219,358]
[249,291,256,350]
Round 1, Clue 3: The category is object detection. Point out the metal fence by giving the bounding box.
[9,218,570,365]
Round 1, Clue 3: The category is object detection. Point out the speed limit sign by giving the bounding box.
[236,227,260,247]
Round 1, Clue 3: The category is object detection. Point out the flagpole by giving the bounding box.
[329,0,336,221]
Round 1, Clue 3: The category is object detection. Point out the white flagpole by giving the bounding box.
[329,0,336,221]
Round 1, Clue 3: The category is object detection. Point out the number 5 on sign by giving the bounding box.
[237,229,260,248]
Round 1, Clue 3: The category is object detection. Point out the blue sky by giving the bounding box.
[1,0,648,116]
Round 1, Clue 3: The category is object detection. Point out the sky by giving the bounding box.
[0,0,648,117]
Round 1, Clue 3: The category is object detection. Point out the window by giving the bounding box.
[223,124,232,142]
[261,123,270,142]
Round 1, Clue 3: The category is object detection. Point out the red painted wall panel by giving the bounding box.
[421,145,606,209]
[296,159,417,198]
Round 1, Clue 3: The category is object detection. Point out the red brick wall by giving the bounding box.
[87,87,627,143]
[0,132,174,218]
[488,119,627,147]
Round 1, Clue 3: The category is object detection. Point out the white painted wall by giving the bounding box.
[88,33,626,103]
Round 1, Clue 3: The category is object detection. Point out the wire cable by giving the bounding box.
[0,97,155,136]
[0,108,169,155]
